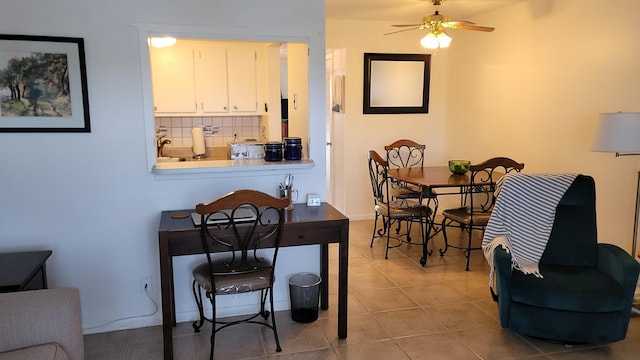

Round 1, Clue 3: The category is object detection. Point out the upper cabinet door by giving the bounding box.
[149,41,197,114]
[196,46,229,113]
[150,40,262,116]
[227,47,258,112]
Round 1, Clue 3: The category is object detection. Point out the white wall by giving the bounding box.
[326,19,450,220]
[0,0,325,333]
[446,0,640,252]
[327,0,640,252]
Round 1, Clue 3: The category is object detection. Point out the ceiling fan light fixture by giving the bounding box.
[420,30,451,49]
[437,30,452,48]
[387,1,494,48]
[420,32,440,49]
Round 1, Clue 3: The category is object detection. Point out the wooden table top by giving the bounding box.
[0,250,52,292]
[387,166,502,188]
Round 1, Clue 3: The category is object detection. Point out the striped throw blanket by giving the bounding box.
[482,173,578,288]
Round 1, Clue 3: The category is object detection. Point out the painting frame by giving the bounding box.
[0,34,90,132]
[363,53,431,114]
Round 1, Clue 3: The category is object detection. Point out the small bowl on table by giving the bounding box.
[448,160,471,174]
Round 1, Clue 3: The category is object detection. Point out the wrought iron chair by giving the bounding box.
[385,139,439,244]
[191,190,289,360]
[440,157,524,270]
[384,139,436,200]
[368,150,432,259]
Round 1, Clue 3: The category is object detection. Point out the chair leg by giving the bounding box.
[370,212,380,248]
[209,293,216,360]
[192,279,205,333]
[260,289,270,319]
[405,218,413,243]
[419,214,428,266]
[439,218,450,256]
[385,217,391,259]
[373,214,411,259]
[426,211,436,255]
[464,227,473,271]
[269,287,282,352]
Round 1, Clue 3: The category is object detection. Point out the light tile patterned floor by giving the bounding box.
[84,220,640,359]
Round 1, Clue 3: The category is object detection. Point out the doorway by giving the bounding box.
[325,48,346,212]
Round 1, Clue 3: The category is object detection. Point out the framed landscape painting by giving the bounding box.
[0,34,90,132]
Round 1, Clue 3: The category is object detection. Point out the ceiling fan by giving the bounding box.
[385,0,495,49]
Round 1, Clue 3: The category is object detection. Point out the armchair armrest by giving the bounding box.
[597,243,640,297]
[0,288,84,360]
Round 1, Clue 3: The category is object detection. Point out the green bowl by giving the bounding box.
[448,160,471,174]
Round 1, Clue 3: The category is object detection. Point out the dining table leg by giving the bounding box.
[420,191,438,267]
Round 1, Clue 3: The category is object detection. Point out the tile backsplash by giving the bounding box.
[155,116,263,148]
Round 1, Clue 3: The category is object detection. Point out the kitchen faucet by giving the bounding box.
[156,135,171,157]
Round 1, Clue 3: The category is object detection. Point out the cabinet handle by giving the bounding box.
[224,106,228,111]
[233,105,238,111]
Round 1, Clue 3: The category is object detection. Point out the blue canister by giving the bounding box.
[283,137,302,160]
[264,142,283,161]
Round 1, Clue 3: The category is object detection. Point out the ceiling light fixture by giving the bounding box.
[420,29,452,49]
[149,37,177,48]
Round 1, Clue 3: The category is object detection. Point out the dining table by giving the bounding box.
[386,165,503,266]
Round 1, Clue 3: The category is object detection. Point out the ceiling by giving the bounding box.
[326,0,526,23]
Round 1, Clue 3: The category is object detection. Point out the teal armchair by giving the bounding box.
[493,175,639,344]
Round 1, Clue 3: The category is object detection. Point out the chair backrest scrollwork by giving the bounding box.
[368,150,390,205]
[195,190,289,288]
[467,157,525,213]
[384,139,426,169]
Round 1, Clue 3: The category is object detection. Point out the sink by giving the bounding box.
[157,157,186,163]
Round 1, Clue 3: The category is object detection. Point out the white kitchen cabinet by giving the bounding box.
[150,40,260,116]
[194,45,228,114]
[149,41,197,114]
[197,45,258,113]
[226,47,258,112]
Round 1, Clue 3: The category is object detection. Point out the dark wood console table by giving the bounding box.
[0,250,52,293]
[158,203,349,359]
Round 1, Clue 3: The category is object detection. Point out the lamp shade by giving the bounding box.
[437,31,452,48]
[592,112,640,153]
[420,33,439,49]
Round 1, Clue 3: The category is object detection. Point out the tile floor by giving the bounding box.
[84,220,640,359]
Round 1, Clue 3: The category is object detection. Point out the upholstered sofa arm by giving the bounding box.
[0,288,84,360]
[493,246,514,326]
[597,243,640,298]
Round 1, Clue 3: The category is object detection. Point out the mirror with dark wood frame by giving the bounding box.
[363,53,431,114]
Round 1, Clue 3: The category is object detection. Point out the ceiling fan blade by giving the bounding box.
[384,27,421,35]
[392,24,423,27]
[447,20,476,25]
[449,23,495,32]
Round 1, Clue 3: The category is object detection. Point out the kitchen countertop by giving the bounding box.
[154,146,314,176]
[160,147,228,161]
[153,158,315,175]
